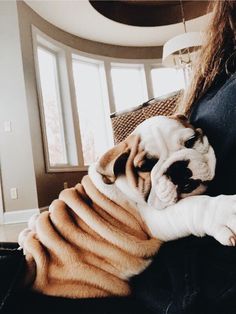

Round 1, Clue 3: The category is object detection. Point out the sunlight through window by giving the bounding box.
[37,47,67,166]
[73,59,111,165]
[151,67,185,97]
[111,65,148,111]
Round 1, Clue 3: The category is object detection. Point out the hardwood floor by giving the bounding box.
[0,223,26,242]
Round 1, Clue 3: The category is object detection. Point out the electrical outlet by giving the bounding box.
[10,188,18,200]
[63,182,68,189]
[4,121,12,132]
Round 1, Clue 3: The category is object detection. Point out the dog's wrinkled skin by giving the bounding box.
[91,115,236,246]
[19,115,236,297]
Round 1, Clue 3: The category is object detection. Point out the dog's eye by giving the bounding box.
[184,135,197,148]
[138,157,158,172]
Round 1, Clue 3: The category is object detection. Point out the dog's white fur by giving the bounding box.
[20,116,236,249]
[89,116,236,246]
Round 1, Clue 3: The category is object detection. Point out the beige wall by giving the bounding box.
[0,1,162,213]
[16,0,87,208]
[0,1,38,212]
[16,1,163,209]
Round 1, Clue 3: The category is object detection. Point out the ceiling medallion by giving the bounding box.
[89,1,209,27]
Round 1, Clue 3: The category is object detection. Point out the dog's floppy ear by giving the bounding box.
[96,135,138,184]
[171,114,193,128]
[172,114,189,122]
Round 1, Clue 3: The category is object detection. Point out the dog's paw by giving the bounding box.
[205,195,236,246]
[18,213,39,248]
[28,213,39,231]
[155,176,178,206]
[18,228,31,248]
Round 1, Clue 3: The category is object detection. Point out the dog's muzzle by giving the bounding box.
[165,160,201,194]
[148,145,215,210]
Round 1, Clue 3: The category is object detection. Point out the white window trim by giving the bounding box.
[110,62,149,110]
[32,27,87,172]
[38,45,69,166]
[32,26,182,173]
[150,65,187,98]
[68,44,162,116]
[71,54,114,164]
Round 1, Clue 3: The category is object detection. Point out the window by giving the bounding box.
[33,28,190,172]
[151,67,185,97]
[111,64,148,111]
[72,58,111,165]
[37,47,68,166]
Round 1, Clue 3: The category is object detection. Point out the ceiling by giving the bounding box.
[25,0,211,47]
[90,1,209,27]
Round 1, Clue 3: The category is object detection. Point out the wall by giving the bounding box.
[0,1,163,215]
[17,1,162,59]
[0,1,38,212]
[16,2,86,209]
[15,1,163,209]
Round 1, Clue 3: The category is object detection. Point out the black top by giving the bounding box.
[190,72,236,196]
[3,74,236,314]
[132,73,236,314]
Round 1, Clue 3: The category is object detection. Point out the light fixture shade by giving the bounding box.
[162,32,203,67]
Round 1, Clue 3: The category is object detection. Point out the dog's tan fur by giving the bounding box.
[20,115,217,299]
[21,135,161,298]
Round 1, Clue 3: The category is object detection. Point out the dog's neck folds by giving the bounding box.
[22,170,161,299]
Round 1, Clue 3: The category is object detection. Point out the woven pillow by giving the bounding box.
[110,91,181,144]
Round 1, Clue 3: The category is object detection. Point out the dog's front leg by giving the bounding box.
[140,195,236,246]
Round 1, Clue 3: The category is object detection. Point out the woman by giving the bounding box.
[132,1,236,314]
[2,2,236,314]
[185,0,236,198]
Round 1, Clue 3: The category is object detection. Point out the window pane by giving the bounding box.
[37,47,67,166]
[111,65,148,111]
[151,67,185,98]
[73,60,110,166]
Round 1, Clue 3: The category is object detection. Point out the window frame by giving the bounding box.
[36,45,69,167]
[32,26,184,173]
[150,64,187,97]
[71,54,114,165]
[110,62,148,111]
[32,27,86,172]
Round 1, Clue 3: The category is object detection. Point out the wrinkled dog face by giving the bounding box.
[96,115,216,210]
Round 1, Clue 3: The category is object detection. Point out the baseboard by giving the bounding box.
[39,206,49,213]
[3,208,40,224]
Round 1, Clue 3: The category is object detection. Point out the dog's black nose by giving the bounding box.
[165,160,192,185]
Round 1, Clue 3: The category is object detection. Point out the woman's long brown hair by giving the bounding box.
[177,0,236,115]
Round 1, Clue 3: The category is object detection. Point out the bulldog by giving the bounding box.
[18,115,236,299]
